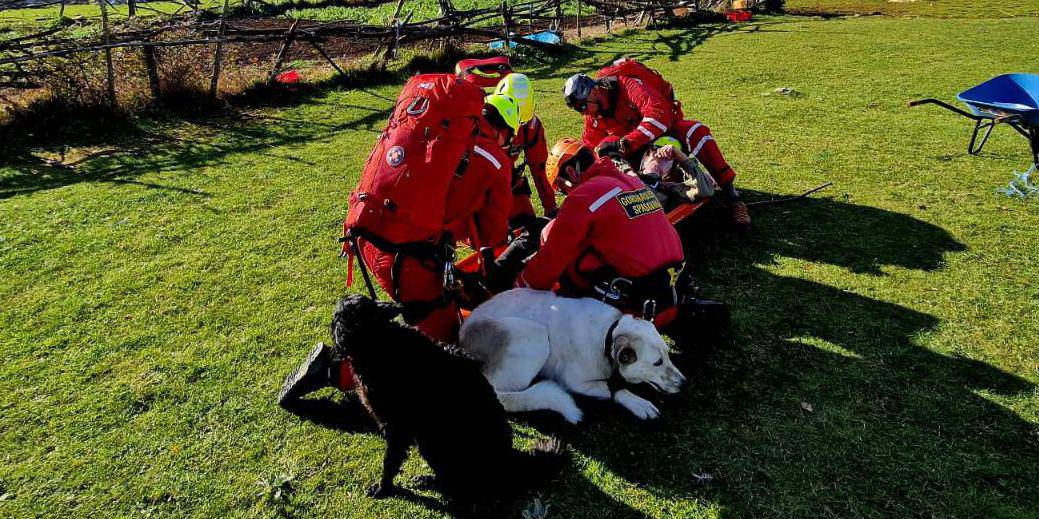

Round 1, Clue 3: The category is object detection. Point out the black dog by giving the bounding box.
[330,294,565,509]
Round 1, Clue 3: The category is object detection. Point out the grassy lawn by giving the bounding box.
[3,5,1039,519]
[0,1,212,34]
[787,0,1039,17]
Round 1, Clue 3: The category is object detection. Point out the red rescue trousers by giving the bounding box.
[357,239,460,342]
[671,119,736,186]
[509,193,536,222]
[337,239,460,392]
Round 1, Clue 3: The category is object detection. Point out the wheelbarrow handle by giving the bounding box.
[907,98,982,120]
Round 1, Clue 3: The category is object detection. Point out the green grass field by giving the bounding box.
[787,0,1039,17]
[2,1,1039,517]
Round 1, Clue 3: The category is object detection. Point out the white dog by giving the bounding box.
[459,288,687,424]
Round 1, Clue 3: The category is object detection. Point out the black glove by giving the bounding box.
[597,138,626,158]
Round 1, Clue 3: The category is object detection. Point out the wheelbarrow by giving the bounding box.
[909,73,1039,167]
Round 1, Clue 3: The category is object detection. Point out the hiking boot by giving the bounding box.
[278,342,334,407]
[730,200,751,230]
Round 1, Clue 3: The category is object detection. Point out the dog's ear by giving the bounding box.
[613,335,637,365]
[374,300,403,321]
[618,346,637,365]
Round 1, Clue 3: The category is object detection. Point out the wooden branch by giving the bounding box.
[97,0,116,107]
[501,0,511,49]
[209,0,230,98]
[307,39,344,76]
[267,19,300,84]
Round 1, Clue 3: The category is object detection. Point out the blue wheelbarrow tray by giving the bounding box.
[958,73,1039,126]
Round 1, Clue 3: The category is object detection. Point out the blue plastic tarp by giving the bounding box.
[489,30,562,49]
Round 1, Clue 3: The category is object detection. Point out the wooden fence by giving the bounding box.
[0,0,730,100]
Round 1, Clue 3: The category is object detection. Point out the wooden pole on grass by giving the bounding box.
[576,0,581,37]
[209,0,230,98]
[96,0,116,107]
[375,0,406,69]
[501,0,511,49]
[268,19,301,83]
[308,39,345,77]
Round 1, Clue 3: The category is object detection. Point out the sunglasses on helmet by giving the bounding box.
[470,63,512,78]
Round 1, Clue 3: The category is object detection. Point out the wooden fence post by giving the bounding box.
[576,0,582,37]
[376,0,406,69]
[209,0,230,98]
[501,0,511,49]
[436,0,453,20]
[268,19,300,83]
[96,0,116,107]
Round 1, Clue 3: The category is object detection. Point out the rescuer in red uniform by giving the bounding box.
[494,73,557,229]
[562,59,751,229]
[514,138,686,325]
[277,94,521,405]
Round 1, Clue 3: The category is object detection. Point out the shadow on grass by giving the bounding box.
[0,102,393,200]
[280,193,1036,516]
[514,194,1038,516]
[281,394,643,517]
[280,394,380,434]
[522,19,790,81]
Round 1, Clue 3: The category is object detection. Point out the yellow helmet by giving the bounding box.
[483,93,521,134]
[495,73,534,124]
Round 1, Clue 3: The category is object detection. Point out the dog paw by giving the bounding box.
[614,389,660,420]
[367,482,395,499]
[560,405,583,424]
[630,400,660,420]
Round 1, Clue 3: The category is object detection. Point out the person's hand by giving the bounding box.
[597,137,625,158]
[655,145,687,162]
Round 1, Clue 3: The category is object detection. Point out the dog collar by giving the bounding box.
[604,318,621,360]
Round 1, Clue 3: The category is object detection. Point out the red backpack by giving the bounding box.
[345,73,485,248]
[596,58,684,119]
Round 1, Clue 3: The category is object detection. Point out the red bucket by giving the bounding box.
[275,70,301,84]
[726,9,752,22]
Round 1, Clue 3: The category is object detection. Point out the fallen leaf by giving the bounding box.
[801,402,814,413]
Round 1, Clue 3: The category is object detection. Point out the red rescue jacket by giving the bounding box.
[507,116,556,215]
[516,157,684,292]
[443,136,512,250]
[580,76,674,156]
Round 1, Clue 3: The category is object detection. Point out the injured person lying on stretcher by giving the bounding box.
[632,137,718,211]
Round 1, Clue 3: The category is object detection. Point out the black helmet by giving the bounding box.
[563,74,596,112]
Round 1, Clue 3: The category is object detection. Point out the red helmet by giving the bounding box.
[456,57,512,89]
